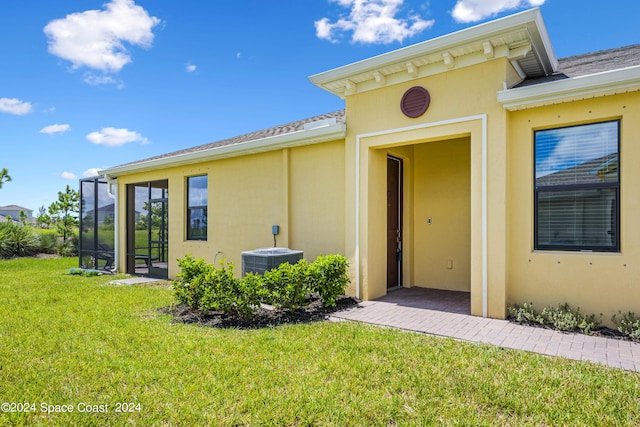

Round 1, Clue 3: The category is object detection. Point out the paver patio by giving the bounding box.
[331,287,640,372]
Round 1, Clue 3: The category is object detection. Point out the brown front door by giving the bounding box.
[387,156,403,288]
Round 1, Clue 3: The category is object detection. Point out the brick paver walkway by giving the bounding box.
[332,288,640,372]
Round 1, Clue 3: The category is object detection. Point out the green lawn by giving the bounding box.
[1,257,639,426]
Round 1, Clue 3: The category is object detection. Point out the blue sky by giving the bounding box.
[1,0,638,213]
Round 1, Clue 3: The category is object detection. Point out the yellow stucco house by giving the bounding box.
[97,8,640,321]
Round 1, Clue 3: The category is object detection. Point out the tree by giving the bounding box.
[18,210,27,226]
[0,168,11,189]
[36,205,51,229]
[48,185,79,242]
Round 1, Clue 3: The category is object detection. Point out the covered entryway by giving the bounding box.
[354,115,487,317]
[126,180,169,278]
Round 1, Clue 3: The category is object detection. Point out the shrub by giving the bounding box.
[173,256,264,318]
[508,302,599,334]
[35,230,58,254]
[507,302,539,324]
[173,253,351,317]
[54,233,78,257]
[198,261,264,318]
[308,254,350,307]
[0,222,41,259]
[612,311,640,340]
[263,260,311,309]
[174,255,214,310]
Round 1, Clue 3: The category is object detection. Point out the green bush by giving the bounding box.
[199,262,264,318]
[33,229,59,254]
[308,254,350,307]
[508,302,599,334]
[173,256,264,318]
[0,222,41,259]
[263,260,311,309]
[173,254,350,317]
[612,311,640,340]
[174,255,212,309]
[507,302,538,323]
[54,234,78,257]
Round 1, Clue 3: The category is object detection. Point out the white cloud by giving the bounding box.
[0,98,33,115]
[86,127,150,147]
[82,168,101,177]
[451,0,546,23]
[61,171,77,180]
[315,0,434,44]
[39,124,71,135]
[43,0,161,73]
[83,73,125,88]
[236,52,242,59]
[186,63,197,72]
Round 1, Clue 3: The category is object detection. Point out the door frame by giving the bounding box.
[125,180,169,278]
[387,155,403,289]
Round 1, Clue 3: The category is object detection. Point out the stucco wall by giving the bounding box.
[413,138,471,291]
[115,140,346,280]
[343,58,511,316]
[507,92,640,325]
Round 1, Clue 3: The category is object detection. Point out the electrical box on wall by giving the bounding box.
[272,225,280,235]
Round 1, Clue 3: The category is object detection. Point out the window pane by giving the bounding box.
[535,121,618,187]
[537,188,617,250]
[187,176,207,240]
[188,175,208,207]
[188,207,207,240]
[534,121,619,252]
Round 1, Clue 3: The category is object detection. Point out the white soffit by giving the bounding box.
[309,8,557,98]
[497,65,640,111]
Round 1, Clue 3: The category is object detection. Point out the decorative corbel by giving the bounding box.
[344,79,357,95]
[406,62,418,78]
[373,71,386,86]
[442,52,455,69]
[483,41,495,59]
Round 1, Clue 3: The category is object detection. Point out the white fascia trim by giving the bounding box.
[99,123,346,177]
[355,114,488,316]
[310,8,551,88]
[498,65,640,110]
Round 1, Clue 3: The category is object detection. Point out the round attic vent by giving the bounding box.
[400,86,430,118]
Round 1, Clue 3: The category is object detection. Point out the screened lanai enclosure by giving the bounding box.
[79,177,115,271]
[126,180,169,279]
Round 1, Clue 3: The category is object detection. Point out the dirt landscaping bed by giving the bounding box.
[161,295,360,329]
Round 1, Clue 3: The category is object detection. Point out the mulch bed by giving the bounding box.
[160,295,360,329]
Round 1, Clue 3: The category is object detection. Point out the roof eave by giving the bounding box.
[99,122,346,178]
[309,8,557,97]
[497,65,640,111]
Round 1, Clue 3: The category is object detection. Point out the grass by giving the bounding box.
[1,257,639,426]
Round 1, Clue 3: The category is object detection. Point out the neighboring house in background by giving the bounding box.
[96,8,640,323]
[0,205,34,223]
[83,203,115,227]
[0,214,19,224]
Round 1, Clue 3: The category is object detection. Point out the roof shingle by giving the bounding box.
[516,44,640,88]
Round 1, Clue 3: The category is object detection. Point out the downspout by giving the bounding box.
[104,174,118,272]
